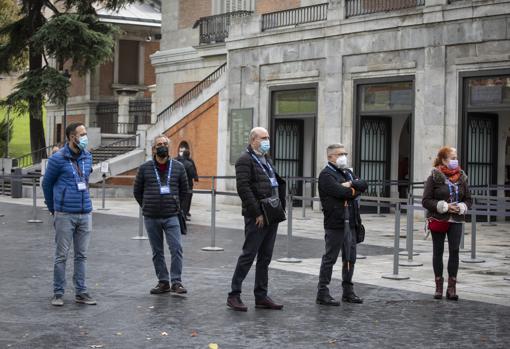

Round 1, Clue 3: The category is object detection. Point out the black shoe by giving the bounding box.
[227,295,248,312]
[75,293,97,305]
[150,282,171,294]
[170,282,187,294]
[342,293,363,304]
[316,295,341,306]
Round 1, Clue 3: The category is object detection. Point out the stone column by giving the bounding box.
[328,0,345,22]
[426,0,448,6]
[116,89,138,134]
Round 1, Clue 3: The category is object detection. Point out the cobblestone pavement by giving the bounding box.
[1,201,509,349]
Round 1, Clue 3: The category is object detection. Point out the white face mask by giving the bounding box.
[336,155,348,169]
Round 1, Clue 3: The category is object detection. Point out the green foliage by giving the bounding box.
[0,114,14,157]
[32,14,118,75]
[0,0,27,71]
[2,66,70,113]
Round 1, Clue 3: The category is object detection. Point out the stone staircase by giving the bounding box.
[91,135,139,165]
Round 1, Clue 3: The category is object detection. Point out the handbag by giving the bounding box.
[427,218,450,233]
[260,196,286,225]
[355,224,365,244]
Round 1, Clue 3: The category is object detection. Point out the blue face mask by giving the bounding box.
[76,135,88,151]
[259,140,270,154]
[448,159,459,170]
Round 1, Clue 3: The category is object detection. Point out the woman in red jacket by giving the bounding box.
[422,146,472,300]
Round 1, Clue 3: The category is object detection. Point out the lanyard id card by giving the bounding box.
[153,160,173,195]
[270,177,279,188]
[77,182,87,191]
[249,151,278,187]
[160,186,170,195]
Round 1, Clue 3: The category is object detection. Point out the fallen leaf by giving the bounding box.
[161,332,168,336]
[328,339,337,344]
[149,306,154,309]
[191,331,198,337]
[146,338,152,341]
[208,344,219,349]
[90,345,104,349]
[115,332,122,336]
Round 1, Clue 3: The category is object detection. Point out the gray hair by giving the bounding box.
[249,127,268,142]
[326,143,344,156]
[152,134,169,146]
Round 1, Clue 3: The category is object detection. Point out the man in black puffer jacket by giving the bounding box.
[134,135,189,295]
[227,127,286,312]
[316,143,367,306]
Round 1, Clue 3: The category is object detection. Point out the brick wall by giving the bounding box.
[256,0,300,13]
[178,0,211,29]
[67,67,87,97]
[144,41,160,87]
[164,94,219,190]
[99,61,114,97]
[174,81,200,100]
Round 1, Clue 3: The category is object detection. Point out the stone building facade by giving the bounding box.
[153,0,510,199]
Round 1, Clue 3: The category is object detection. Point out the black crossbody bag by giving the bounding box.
[260,196,286,225]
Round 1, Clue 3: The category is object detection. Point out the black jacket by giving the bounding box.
[133,158,188,218]
[175,156,198,189]
[235,145,286,218]
[318,164,367,230]
[422,168,472,222]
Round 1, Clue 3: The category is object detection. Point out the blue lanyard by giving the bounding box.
[69,160,86,183]
[248,150,275,179]
[153,159,173,191]
[446,179,459,203]
[327,164,353,181]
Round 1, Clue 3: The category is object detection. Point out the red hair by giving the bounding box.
[433,146,455,167]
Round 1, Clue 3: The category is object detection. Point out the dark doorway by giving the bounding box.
[359,116,392,197]
[272,119,304,203]
[465,112,498,194]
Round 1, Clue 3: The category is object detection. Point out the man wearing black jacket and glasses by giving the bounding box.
[227,127,286,312]
[316,143,367,306]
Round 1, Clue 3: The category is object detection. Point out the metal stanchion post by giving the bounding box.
[132,206,148,240]
[296,179,310,221]
[459,223,471,253]
[202,176,223,251]
[27,177,43,223]
[399,199,422,267]
[97,173,109,211]
[278,193,301,263]
[382,202,409,280]
[461,209,485,263]
[373,182,385,217]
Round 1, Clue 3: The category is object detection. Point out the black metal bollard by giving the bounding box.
[461,209,485,263]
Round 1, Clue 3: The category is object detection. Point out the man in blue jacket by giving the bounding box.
[42,123,95,306]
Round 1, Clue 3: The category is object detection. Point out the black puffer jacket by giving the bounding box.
[318,164,367,230]
[235,146,286,218]
[133,158,188,218]
[422,168,472,222]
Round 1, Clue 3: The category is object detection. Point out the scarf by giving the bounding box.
[437,165,461,183]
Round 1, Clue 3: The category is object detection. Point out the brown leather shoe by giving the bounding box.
[434,277,444,300]
[227,295,248,312]
[446,276,459,301]
[255,297,283,310]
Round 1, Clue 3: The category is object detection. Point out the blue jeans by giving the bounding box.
[144,216,183,284]
[53,212,92,295]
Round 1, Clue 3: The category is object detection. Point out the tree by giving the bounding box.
[0,113,14,157]
[0,0,136,162]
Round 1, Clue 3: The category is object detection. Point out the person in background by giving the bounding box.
[176,149,198,220]
[134,135,189,295]
[42,123,95,306]
[316,143,367,306]
[422,146,472,300]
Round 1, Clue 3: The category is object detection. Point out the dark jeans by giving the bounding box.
[431,222,462,278]
[182,191,193,216]
[229,216,278,300]
[144,216,183,284]
[317,227,357,297]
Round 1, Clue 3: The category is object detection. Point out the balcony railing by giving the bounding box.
[345,0,425,18]
[157,63,227,122]
[93,99,152,134]
[193,11,253,45]
[262,3,328,31]
[13,143,60,168]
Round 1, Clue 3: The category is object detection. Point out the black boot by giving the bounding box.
[342,283,363,304]
[434,277,443,299]
[446,276,458,301]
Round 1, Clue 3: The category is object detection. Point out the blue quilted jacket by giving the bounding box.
[42,143,93,214]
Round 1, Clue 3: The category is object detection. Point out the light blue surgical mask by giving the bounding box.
[76,135,88,151]
[447,159,459,170]
[259,140,270,154]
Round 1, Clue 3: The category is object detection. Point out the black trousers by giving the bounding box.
[317,227,357,297]
[229,216,278,300]
[431,223,462,278]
